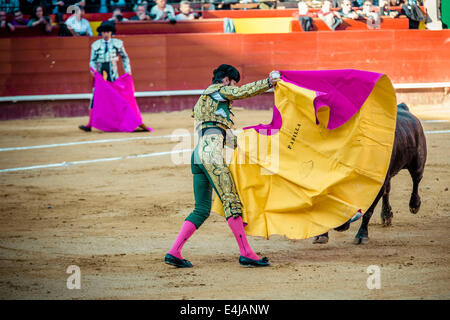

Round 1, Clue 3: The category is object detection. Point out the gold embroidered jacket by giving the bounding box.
[193,78,272,129]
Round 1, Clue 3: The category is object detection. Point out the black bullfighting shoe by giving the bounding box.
[164,253,193,268]
[239,256,270,267]
[79,125,91,132]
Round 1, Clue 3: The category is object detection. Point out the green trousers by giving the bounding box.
[185,130,242,229]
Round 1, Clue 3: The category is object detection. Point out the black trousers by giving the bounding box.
[299,16,313,31]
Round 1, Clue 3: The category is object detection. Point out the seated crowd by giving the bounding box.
[295,0,425,31]
[0,0,202,34]
[0,0,425,35]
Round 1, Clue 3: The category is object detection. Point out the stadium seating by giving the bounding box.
[0,5,423,37]
[290,17,410,32]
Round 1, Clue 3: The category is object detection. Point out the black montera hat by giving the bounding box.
[97,21,116,34]
[212,64,241,84]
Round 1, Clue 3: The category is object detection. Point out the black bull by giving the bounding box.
[312,103,427,245]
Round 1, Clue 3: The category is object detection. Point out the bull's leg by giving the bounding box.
[381,179,393,227]
[408,167,423,214]
[312,232,329,244]
[354,185,384,245]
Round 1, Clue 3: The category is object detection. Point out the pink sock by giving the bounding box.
[86,109,93,128]
[168,220,197,260]
[227,216,260,260]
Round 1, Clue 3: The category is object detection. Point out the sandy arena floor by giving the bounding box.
[0,104,449,300]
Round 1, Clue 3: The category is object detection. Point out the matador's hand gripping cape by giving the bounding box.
[212,70,397,239]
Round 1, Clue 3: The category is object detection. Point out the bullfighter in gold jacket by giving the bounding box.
[165,64,280,268]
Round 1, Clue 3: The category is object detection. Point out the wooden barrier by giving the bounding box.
[1,30,449,97]
[0,25,60,37]
[335,18,368,30]
[291,17,410,32]
[1,29,449,119]
[0,20,225,38]
[291,18,331,31]
[203,8,298,19]
[379,17,410,29]
[114,20,224,35]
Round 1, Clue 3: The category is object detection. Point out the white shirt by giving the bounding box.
[175,13,194,21]
[65,15,93,36]
[150,4,175,21]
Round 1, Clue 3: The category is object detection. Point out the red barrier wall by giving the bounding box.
[1,30,449,98]
[114,19,224,35]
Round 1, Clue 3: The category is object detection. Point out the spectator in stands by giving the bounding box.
[175,1,199,21]
[378,0,400,17]
[331,0,343,8]
[130,4,151,20]
[136,0,154,11]
[108,7,128,22]
[98,0,108,12]
[150,0,175,21]
[0,9,15,31]
[40,0,54,14]
[84,0,101,13]
[318,0,343,30]
[339,0,359,18]
[11,8,29,25]
[108,0,126,12]
[294,1,314,31]
[357,0,379,17]
[401,0,425,29]
[27,5,52,32]
[65,5,92,36]
[357,0,381,28]
[211,0,238,11]
[1,0,20,14]
[55,0,84,23]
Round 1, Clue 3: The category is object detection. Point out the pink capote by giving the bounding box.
[244,69,383,134]
[281,69,383,130]
[91,71,153,132]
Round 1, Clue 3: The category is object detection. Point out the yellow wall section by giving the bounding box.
[91,21,102,36]
[233,18,293,34]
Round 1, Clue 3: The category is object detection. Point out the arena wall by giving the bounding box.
[1,29,449,120]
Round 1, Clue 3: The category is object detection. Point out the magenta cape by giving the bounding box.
[91,72,153,132]
[280,69,383,130]
[244,69,383,134]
